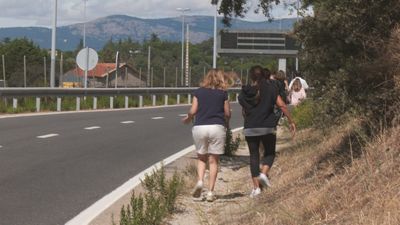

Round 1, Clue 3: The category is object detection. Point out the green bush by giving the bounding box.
[115,165,184,225]
[224,127,241,156]
[291,99,316,130]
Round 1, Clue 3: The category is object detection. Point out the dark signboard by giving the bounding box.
[218,30,299,57]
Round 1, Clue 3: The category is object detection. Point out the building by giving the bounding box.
[62,63,146,88]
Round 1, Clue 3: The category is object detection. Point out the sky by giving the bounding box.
[0,0,307,28]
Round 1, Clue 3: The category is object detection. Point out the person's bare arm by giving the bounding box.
[276,95,296,137]
[224,100,231,127]
[182,96,198,124]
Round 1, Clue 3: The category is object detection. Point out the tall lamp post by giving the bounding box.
[211,0,218,69]
[82,0,89,88]
[50,0,57,88]
[83,0,88,47]
[176,7,190,86]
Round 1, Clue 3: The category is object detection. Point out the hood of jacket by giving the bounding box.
[238,85,258,110]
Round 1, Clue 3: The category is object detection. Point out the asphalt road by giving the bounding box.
[0,104,243,225]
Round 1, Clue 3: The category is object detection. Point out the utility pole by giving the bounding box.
[211,0,218,69]
[2,55,6,87]
[83,0,89,88]
[147,46,151,87]
[43,57,47,87]
[185,24,190,87]
[177,7,190,86]
[59,53,63,87]
[24,55,27,88]
[50,0,57,88]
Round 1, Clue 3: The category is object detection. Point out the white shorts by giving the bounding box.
[192,125,226,155]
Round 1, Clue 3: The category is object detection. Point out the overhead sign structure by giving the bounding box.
[217,29,299,57]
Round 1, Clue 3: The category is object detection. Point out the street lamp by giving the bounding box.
[82,0,89,89]
[83,0,88,47]
[211,0,218,69]
[176,7,190,86]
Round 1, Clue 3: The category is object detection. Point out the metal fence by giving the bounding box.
[0,87,241,113]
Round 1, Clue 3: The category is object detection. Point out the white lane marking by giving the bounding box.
[65,126,244,225]
[151,117,164,120]
[178,114,187,117]
[37,134,59,139]
[84,126,101,130]
[0,145,3,148]
[120,121,135,124]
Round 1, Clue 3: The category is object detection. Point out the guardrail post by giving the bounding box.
[188,94,191,104]
[13,98,17,110]
[76,97,80,111]
[110,97,114,109]
[125,96,129,109]
[36,97,40,112]
[139,95,143,108]
[57,97,61,112]
[177,94,180,105]
[164,95,168,106]
[93,97,97,110]
[236,93,239,102]
[152,95,156,106]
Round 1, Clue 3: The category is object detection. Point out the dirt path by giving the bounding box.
[167,127,291,225]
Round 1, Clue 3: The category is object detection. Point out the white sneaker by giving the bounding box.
[250,187,261,198]
[259,173,272,188]
[192,181,203,198]
[206,191,216,202]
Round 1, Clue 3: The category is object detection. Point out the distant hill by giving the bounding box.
[0,15,296,51]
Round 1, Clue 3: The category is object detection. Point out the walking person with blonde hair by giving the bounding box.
[182,69,231,202]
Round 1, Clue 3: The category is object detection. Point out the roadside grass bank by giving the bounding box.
[167,113,399,224]
[106,128,242,225]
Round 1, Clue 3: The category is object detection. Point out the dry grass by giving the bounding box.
[221,119,400,225]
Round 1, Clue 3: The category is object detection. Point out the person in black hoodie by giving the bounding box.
[239,65,296,198]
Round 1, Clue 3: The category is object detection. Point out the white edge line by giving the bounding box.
[65,145,196,225]
[65,126,243,225]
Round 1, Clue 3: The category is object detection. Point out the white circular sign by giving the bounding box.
[76,48,98,71]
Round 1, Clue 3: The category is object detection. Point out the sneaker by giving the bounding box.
[206,191,216,202]
[192,181,203,198]
[259,173,272,188]
[250,187,261,198]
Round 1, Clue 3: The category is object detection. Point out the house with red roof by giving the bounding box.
[62,63,146,88]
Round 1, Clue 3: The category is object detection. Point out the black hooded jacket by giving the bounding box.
[238,79,278,128]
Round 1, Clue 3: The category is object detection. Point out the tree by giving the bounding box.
[294,0,400,125]
[0,38,48,87]
[218,0,283,25]
[218,0,400,126]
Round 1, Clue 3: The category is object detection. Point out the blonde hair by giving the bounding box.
[200,69,228,90]
[292,78,302,92]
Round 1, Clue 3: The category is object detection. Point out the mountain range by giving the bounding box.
[0,15,296,51]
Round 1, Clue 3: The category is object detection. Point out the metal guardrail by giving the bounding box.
[0,87,241,112]
[0,87,241,97]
